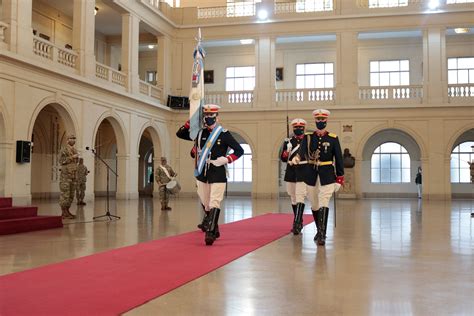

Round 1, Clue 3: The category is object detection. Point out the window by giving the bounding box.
[448,57,474,84]
[296,0,333,12]
[450,141,474,183]
[296,63,334,89]
[369,0,408,8]
[371,142,410,183]
[447,0,474,3]
[228,144,252,182]
[227,0,261,17]
[146,71,157,84]
[225,66,255,91]
[370,60,409,86]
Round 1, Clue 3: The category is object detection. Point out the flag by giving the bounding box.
[189,28,206,140]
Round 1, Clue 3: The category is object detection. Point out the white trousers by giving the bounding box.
[417,184,422,198]
[307,178,337,209]
[286,182,307,204]
[197,180,226,211]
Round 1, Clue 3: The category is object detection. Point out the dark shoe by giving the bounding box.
[165,206,172,210]
[205,232,216,245]
[205,208,220,245]
[292,203,304,235]
[197,212,210,232]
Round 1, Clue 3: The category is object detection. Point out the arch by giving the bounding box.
[91,111,128,155]
[361,128,421,161]
[27,95,79,142]
[445,123,474,157]
[136,120,164,158]
[222,124,257,158]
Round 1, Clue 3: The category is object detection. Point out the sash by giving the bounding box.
[194,125,223,177]
[159,165,172,181]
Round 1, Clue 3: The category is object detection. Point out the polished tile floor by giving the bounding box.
[1,197,473,315]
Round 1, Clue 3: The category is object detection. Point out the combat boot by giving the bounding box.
[292,203,305,235]
[65,208,76,219]
[205,208,220,246]
[61,207,71,219]
[197,211,210,232]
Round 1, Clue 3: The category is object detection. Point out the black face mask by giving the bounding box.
[316,121,327,130]
[204,116,216,126]
[293,128,304,136]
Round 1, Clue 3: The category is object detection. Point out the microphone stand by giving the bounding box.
[87,147,120,220]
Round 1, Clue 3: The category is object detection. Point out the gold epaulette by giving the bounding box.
[305,132,312,135]
[328,133,337,138]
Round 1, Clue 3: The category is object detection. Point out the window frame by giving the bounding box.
[295,62,334,89]
[369,59,410,87]
[225,66,256,92]
[371,142,411,184]
[447,57,474,85]
[228,144,252,183]
[450,141,474,183]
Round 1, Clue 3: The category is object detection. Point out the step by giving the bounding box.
[0,216,63,235]
[0,206,38,220]
[0,197,13,208]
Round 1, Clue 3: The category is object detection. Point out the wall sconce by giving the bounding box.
[94,7,99,16]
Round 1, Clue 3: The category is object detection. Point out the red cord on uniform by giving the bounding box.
[184,120,190,129]
[336,176,344,185]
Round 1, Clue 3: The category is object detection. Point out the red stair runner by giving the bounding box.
[0,197,63,235]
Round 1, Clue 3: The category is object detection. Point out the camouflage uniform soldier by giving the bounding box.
[155,157,176,210]
[76,158,89,205]
[59,134,78,218]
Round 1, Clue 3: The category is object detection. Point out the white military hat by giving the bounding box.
[203,104,221,113]
[312,109,330,118]
[290,118,307,127]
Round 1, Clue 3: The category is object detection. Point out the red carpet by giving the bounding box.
[0,213,313,316]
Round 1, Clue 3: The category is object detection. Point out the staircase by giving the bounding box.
[0,198,63,235]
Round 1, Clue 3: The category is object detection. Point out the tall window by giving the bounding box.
[370,60,409,86]
[146,71,157,85]
[228,144,252,182]
[225,66,255,91]
[369,0,408,8]
[371,142,410,183]
[296,63,334,89]
[448,57,474,84]
[227,0,261,17]
[451,141,474,183]
[296,0,333,12]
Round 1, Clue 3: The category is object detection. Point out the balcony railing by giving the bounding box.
[275,0,334,14]
[448,84,474,99]
[139,80,163,102]
[205,90,254,106]
[32,36,78,70]
[276,88,335,106]
[95,62,126,87]
[198,6,228,19]
[359,85,423,102]
[0,22,8,45]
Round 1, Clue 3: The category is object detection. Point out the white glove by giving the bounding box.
[290,155,300,165]
[334,183,342,192]
[211,156,228,167]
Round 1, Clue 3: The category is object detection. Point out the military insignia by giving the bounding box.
[328,133,337,138]
[217,139,221,145]
[322,142,330,153]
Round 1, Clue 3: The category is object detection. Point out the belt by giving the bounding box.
[299,160,333,166]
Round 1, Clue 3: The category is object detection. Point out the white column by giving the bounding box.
[116,154,139,200]
[0,141,14,198]
[423,27,447,104]
[255,36,276,108]
[73,0,96,77]
[157,35,172,103]
[2,0,33,56]
[121,13,140,94]
[336,31,359,105]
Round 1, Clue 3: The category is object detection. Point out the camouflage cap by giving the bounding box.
[67,134,76,140]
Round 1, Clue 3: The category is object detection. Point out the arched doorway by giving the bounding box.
[30,104,76,199]
[137,125,162,197]
[93,119,118,197]
[449,128,474,199]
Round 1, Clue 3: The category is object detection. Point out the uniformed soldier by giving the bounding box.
[280,118,308,232]
[75,158,89,205]
[292,109,344,245]
[155,157,177,210]
[59,134,78,219]
[177,104,244,246]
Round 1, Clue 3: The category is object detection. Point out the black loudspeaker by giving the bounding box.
[167,96,190,109]
[16,140,31,163]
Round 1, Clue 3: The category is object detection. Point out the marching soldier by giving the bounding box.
[280,118,308,232]
[75,158,89,205]
[59,134,78,219]
[292,109,344,245]
[177,104,244,246]
[155,157,177,210]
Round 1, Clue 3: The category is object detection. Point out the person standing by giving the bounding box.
[280,118,308,232]
[176,104,244,245]
[75,158,89,205]
[415,167,422,199]
[292,109,344,245]
[155,157,177,210]
[59,134,78,219]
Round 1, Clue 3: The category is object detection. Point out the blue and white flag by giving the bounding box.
[189,28,206,140]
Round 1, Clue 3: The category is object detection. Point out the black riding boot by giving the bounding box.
[312,209,321,242]
[291,204,297,216]
[317,207,330,246]
[205,208,220,246]
[292,203,304,235]
[197,211,210,232]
